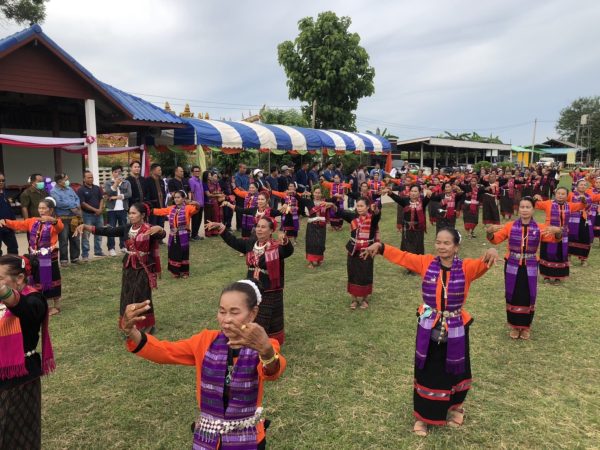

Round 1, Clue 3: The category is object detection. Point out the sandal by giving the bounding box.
[509,328,520,339]
[350,300,359,310]
[413,420,428,436]
[447,409,464,428]
[360,299,369,310]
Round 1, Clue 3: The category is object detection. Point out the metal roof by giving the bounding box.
[396,136,511,151]
[0,24,183,126]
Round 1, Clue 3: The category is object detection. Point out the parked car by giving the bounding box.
[538,157,555,167]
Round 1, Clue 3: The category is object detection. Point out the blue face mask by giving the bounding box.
[35,182,45,190]
[64,180,70,187]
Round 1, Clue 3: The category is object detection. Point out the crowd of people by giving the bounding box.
[1,156,599,447]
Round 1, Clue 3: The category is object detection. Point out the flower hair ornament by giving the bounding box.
[237,279,262,306]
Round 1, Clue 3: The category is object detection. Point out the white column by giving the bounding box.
[433,145,437,168]
[420,142,424,168]
[84,99,99,183]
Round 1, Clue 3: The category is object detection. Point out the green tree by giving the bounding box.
[277,11,375,131]
[556,96,600,158]
[259,107,309,127]
[0,0,46,25]
[366,127,398,140]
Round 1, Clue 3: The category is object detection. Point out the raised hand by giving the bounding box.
[481,248,499,268]
[121,300,151,342]
[72,224,86,237]
[144,225,163,236]
[224,322,272,356]
[276,231,288,244]
[486,224,502,234]
[205,221,225,232]
[542,225,562,237]
[0,219,5,227]
[360,242,382,260]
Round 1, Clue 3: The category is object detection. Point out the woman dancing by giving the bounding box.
[384,185,431,256]
[362,228,499,436]
[152,191,200,278]
[487,197,562,339]
[430,183,463,232]
[302,187,336,268]
[320,175,351,231]
[271,182,307,245]
[74,203,165,333]
[533,188,585,283]
[337,197,381,310]
[203,171,225,237]
[122,279,286,449]
[206,217,294,345]
[233,183,260,239]
[0,198,63,316]
[0,255,55,450]
[566,179,600,265]
[461,177,485,238]
[223,192,281,236]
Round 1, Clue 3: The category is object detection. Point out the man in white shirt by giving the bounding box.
[103,165,132,256]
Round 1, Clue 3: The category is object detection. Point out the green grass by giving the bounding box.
[42,203,600,449]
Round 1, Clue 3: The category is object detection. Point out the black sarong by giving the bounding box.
[0,378,42,450]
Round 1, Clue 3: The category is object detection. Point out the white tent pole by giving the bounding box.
[84,99,99,183]
[420,142,424,168]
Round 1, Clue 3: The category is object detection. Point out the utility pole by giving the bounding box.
[311,99,317,128]
[530,118,537,165]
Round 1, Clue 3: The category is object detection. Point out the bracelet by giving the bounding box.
[0,287,13,302]
[260,352,279,367]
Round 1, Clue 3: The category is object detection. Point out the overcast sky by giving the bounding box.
[2,0,599,144]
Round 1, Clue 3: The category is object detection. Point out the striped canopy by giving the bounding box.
[174,118,390,153]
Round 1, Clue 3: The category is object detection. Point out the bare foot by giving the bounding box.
[413,420,428,436]
[509,328,520,339]
[447,409,464,428]
[520,329,531,340]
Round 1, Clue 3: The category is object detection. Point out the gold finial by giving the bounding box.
[179,103,194,118]
[164,101,172,112]
[204,112,210,120]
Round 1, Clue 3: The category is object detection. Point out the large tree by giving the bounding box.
[277,11,375,131]
[0,0,46,25]
[259,107,309,127]
[556,96,600,158]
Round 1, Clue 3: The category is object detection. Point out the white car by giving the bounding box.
[538,157,555,167]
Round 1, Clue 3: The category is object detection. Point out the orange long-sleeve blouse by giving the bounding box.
[382,244,490,324]
[126,330,286,443]
[152,204,198,227]
[3,218,64,248]
[534,200,585,226]
[488,221,558,260]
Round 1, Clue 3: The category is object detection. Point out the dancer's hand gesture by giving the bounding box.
[145,226,163,236]
[361,242,382,260]
[224,322,272,356]
[276,231,288,244]
[72,224,85,237]
[485,224,502,234]
[481,248,499,268]
[205,221,225,232]
[543,226,562,237]
[121,300,151,344]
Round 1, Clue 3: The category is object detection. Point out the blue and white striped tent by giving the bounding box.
[174,118,390,153]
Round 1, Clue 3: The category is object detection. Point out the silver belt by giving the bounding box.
[307,217,326,223]
[125,250,148,256]
[195,408,263,437]
[509,252,536,259]
[249,266,268,274]
[29,245,57,256]
[350,237,374,244]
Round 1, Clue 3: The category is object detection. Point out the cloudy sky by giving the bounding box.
[2,0,599,144]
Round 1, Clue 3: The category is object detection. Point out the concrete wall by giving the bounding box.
[1,128,84,185]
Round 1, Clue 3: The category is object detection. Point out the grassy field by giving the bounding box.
[42,202,600,449]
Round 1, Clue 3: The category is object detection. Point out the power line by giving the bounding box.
[131,91,303,109]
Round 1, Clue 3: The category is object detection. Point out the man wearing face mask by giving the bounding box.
[20,173,46,219]
[51,173,82,266]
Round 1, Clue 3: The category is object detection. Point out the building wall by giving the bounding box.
[1,128,83,185]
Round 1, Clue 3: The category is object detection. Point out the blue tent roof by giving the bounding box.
[0,24,183,126]
[174,118,391,152]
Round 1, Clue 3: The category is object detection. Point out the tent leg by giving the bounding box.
[84,99,99,183]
